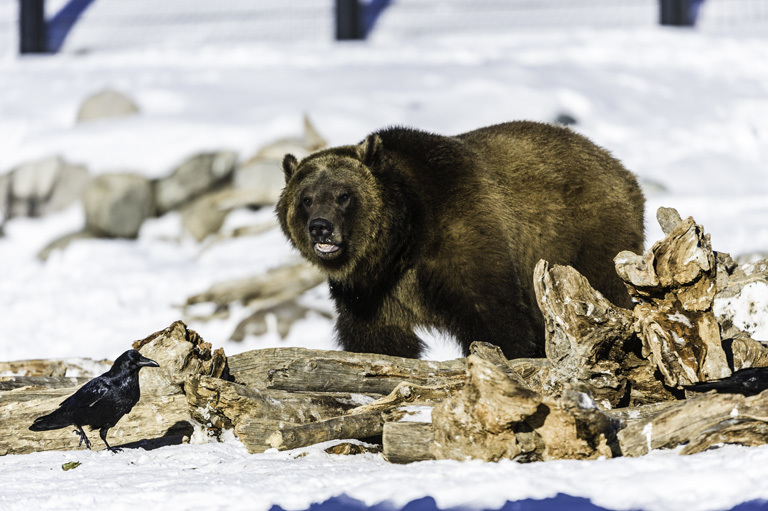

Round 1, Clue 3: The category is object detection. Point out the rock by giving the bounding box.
[6,156,89,218]
[76,89,140,123]
[180,191,230,242]
[154,151,237,215]
[0,173,9,226]
[232,159,286,205]
[233,115,327,205]
[83,173,154,238]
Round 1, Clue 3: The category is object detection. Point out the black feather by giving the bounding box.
[684,367,768,397]
[29,349,159,452]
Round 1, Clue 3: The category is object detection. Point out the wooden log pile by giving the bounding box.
[3,207,768,464]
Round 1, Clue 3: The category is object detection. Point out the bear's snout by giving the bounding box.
[309,218,334,241]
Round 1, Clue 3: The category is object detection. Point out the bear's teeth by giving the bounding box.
[316,243,340,254]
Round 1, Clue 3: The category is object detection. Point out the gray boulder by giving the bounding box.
[76,89,140,123]
[232,159,286,205]
[83,173,154,238]
[233,115,327,205]
[154,151,237,215]
[5,156,89,218]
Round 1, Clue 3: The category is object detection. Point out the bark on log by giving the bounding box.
[235,411,384,453]
[617,390,768,457]
[227,347,466,394]
[185,375,378,433]
[382,422,435,464]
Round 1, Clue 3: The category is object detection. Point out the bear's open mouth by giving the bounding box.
[315,243,341,254]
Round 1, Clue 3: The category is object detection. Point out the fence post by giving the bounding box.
[660,0,693,26]
[19,0,48,53]
[336,0,363,40]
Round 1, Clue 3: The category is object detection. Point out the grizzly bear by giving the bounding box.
[277,122,644,359]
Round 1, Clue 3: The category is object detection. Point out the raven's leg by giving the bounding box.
[99,428,121,453]
[73,426,91,450]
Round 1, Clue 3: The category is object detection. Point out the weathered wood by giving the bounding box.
[0,376,89,391]
[431,355,616,462]
[468,341,529,386]
[133,320,228,396]
[382,422,435,464]
[0,357,109,377]
[534,260,635,408]
[185,375,378,432]
[185,262,324,310]
[230,302,332,342]
[183,262,327,339]
[728,336,768,370]
[617,390,768,457]
[325,441,381,455]
[0,387,191,455]
[616,211,732,388]
[235,411,384,453]
[2,321,225,454]
[347,381,459,417]
[634,301,725,387]
[227,347,466,394]
[603,400,683,427]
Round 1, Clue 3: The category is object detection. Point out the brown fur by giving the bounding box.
[277,121,645,359]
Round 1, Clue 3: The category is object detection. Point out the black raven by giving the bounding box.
[685,367,768,397]
[29,349,159,452]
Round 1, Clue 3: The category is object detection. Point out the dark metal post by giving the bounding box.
[336,0,363,40]
[20,0,48,53]
[660,0,693,26]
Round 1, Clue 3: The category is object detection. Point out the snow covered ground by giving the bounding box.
[1,3,768,510]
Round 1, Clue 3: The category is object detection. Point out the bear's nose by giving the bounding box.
[309,218,333,241]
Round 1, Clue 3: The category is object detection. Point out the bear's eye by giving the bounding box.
[302,197,312,207]
[337,193,350,205]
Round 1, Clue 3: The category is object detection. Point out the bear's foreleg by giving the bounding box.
[334,311,426,359]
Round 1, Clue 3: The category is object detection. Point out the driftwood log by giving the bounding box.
[0,321,224,454]
[5,207,768,462]
[617,390,768,456]
[183,261,326,341]
[430,355,616,462]
[227,347,466,394]
[615,210,732,387]
[0,357,110,377]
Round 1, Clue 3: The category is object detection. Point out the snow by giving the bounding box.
[4,440,768,511]
[2,2,768,510]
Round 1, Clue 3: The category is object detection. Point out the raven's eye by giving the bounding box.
[302,197,312,207]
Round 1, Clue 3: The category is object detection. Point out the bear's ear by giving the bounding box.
[357,134,383,167]
[282,154,299,182]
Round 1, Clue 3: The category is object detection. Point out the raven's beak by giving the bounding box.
[138,356,160,368]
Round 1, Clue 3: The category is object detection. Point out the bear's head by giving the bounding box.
[276,135,387,279]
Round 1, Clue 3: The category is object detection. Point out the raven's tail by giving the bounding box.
[29,411,70,431]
